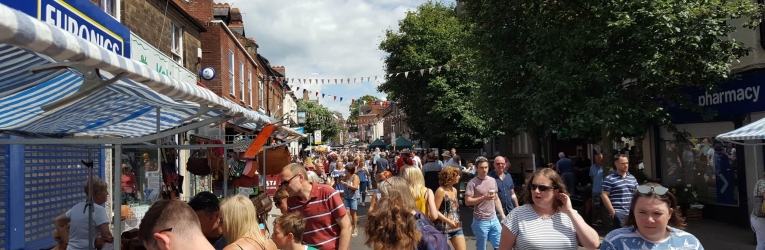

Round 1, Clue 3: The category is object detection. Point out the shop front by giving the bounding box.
[658,69,765,227]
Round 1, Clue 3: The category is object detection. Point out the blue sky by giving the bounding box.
[222,0,454,118]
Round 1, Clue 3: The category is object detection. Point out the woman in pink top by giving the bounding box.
[121,163,138,203]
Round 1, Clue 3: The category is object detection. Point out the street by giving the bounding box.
[266,193,758,250]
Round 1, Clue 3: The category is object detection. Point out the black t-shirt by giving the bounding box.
[208,235,228,250]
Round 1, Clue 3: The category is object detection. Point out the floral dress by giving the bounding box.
[433,193,461,234]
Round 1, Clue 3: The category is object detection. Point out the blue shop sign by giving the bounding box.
[669,69,765,123]
[2,0,131,56]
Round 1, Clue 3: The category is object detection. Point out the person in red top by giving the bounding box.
[281,163,351,250]
[396,149,412,176]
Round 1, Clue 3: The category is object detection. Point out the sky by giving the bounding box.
[221,0,453,118]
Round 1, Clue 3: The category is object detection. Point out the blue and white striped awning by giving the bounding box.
[0,4,303,138]
[716,117,765,143]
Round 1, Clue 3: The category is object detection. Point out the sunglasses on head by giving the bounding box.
[530,184,556,192]
[637,185,669,196]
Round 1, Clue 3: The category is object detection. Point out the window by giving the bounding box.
[248,71,252,107]
[171,23,183,64]
[259,79,264,108]
[239,62,245,101]
[229,50,235,95]
[98,0,117,19]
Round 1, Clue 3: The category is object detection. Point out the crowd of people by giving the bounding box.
[55,147,707,250]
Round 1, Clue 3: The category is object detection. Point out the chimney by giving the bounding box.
[272,66,286,77]
[245,38,258,57]
[228,8,245,36]
[212,3,231,22]
[174,0,214,23]
[303,91,309,101]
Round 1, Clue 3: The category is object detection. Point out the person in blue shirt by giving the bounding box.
[488,156,518,216]
[589,153,604,226]
[556,152,576,195]
[600,183,704,250]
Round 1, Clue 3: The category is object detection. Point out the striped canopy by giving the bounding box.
[716,117,765,143]
[0,4,302,138]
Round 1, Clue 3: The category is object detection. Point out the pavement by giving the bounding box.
[265,194,756,250]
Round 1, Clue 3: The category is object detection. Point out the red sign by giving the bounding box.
[265,174,281,196]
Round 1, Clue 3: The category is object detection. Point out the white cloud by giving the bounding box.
[220,0,448,118]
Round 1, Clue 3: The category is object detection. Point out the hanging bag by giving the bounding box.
[187,150,211,176]
[755,180,765,217]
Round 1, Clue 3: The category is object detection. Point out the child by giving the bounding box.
[272,212,318,250]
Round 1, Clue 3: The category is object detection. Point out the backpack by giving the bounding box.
[413,210,450,250]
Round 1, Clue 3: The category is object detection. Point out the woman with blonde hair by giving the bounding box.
[499,168,599,249]
[403,166,439,221]
[220,195,277,250]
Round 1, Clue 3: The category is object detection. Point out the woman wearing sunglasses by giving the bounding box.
[499,168,600,249]
[599,183,703,249]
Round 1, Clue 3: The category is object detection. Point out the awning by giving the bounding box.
[0,4,303,138]
[716,117,765,144]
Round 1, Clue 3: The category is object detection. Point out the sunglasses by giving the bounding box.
[637,185,669,196]
[530,184,556,192]
[280,175,299,187]
[476,156,488,162]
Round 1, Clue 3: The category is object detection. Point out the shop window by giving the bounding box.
[239,62,245,101]
[171,23,183,65]
[660,138,739,206]
[229,50,235,95]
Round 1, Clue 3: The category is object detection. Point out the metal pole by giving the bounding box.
[221,122,228,197]
[155,106,161,203]
[113,144,123,250]
[88,148,94,250]
[262,149,267,193]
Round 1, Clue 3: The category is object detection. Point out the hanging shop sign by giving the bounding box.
[131,34,199,85]
[200,66,216,81]
[3,0,131,56]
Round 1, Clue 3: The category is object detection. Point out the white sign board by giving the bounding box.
[146,171,161,190]
[130,33,198,86]
[314,130,322,144]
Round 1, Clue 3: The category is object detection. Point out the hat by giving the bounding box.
[442,151,452,158]
[400,148,411,155]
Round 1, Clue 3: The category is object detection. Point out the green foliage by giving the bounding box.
[297,100,341,144]
[461,0,762,169]
[378,1,497,147]
[347,95,379,132]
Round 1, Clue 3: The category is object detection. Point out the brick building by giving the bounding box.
[382,104,410,143]
[359,104,385,143]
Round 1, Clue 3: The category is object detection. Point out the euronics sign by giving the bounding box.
[3,0,131,56]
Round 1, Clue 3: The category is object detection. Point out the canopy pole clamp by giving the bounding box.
[209,115,229,128]
[178,104,212,123]
[30,62,128,111]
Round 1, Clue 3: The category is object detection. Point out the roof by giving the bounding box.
[0,4,303,139]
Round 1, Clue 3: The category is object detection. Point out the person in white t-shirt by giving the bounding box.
[54,177,113,250]
[413,152,423,169]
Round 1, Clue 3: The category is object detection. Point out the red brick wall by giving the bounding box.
[171,0,213,23]
[199,24,260,109]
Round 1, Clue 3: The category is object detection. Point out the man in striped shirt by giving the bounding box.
[281,163,351,250]
[601,154,638,230]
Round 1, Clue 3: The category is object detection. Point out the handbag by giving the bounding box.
[187,150,211,176]
[244,160,257,178]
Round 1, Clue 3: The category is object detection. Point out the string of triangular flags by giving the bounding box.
[264,63,462,105]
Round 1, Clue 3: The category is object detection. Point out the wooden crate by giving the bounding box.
[262,146,292,175]
[686,208,703,221]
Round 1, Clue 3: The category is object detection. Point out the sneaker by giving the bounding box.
[593,220,603,227]
[352,228,359,237]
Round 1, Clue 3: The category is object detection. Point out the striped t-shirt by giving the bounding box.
[501,204,578,249]
[287,183,347,250]
[602,172,638,219]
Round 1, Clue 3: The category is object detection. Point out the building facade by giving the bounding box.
[382,103,409,144]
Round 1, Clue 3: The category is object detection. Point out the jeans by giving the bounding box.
[471,216,501,250]
[359,181,369,202]
[752,215,765,250]
[561,172,575,195]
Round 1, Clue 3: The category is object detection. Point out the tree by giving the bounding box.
[346,94,379,132]
[297,100,342,144]
[462,0,762,170]
[378,1,497,147]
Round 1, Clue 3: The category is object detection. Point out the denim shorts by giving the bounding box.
[445,228,464,239]
[344,198,358,210]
